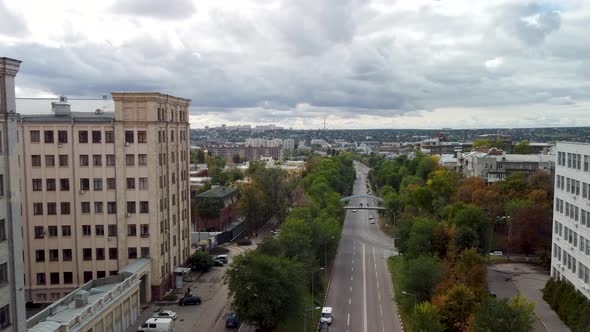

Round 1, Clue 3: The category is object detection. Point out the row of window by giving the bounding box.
[30,153,150,168]
[157,107,188,123]
[557,151,590,171]
[554,221,590,256]
[553,243,590,285]
[29,130,147,144]
[34,246,150,264]
[35,270,121,286]
[554,198,590,231]
[32,201,150,216]
[33,224,149,239]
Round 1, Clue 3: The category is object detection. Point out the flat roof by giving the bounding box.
[196,186,239,199]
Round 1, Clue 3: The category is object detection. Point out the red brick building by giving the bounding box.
[192,186,239,232]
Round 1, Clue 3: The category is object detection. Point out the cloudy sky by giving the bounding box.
[1,0,589,129]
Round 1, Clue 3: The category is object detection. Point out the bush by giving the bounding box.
[542,278,590,332]
[191,250,214,272]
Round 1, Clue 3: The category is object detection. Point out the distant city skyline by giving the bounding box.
[1,0,589,128]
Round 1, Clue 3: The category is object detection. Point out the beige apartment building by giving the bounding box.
[19,92,192,303]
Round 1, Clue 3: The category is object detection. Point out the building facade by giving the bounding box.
[205,145,283,161]
[551,142,590,299]
[19,92,192,303]
[0,57,27,331]
[191,186,239,232]
[463,151,554,183]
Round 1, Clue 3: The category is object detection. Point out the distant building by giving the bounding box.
[206,145,283,161]
[417,137,472,155]
[0,57,26,331]
[245,138,295,150]
[462,151,554,183]
[191,186,239,232]
[551,142,590,299]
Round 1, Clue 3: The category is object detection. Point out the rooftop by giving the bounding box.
[196,186,239,199]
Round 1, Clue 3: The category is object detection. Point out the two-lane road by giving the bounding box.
[325,161,402,332]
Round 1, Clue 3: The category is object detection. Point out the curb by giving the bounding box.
[314,234,342,332]
[511,279,549,332]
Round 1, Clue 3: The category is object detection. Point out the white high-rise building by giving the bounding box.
[0,57,26,331]
[551,142,590,299]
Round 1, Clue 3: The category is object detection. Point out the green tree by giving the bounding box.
[437,283,478,332]
[403,255,444,303]
[406,217,435,258]
[513,141,531,154]
[474,296,535,332]
[190,250,214,272]
[225,251,305,331]
[232,154,242,164]
[197,198,222,231]
[191,149,205,164]
[472,139,493,149]
[412,302,445,332]
[206,155,226,179]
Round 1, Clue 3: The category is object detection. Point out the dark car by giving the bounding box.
[225,312,239,328]
[178,295,201,306]
[237,238,252,246]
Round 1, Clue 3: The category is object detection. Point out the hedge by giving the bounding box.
[542,278,590,332]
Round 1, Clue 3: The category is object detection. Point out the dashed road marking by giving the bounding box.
[347,312,350,326]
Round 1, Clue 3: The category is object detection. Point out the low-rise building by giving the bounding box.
[463,151,554,183]
[205,145,283,161]
[191,186,239,232]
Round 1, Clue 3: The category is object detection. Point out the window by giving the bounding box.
[63,272,73,284]
[31,155,41,167]
[94,225,104,236]
[138,131,147,143]
[34,226,44,238]
[105,130,114,143]
[97,271,106,278]
[139,178,148,190]
[59,154,68,167]
[83,271,93,283]
[37,273,46,285]
[170,130,175,142]
[106,154,115,166]
[49,249,59,262]
[128,224,137,237]
[36,250,45,262]
[109,248,118,260]
[32,179,42,191]
[93,178,103,191]
[44,130,54,143]
[140,201,149,213]
[80,178,90,191]
[126,154,135,166]
[47,203,57,215]
[140,224,149,237]
[82,225,91,236]
[46,178,56,191]
[128,247,137,259]
[0,220,6,241]
[30,130,40,143]
[83,248,92,261]
[58,130,68,143]
[127,178,135,190]
[92,130,102,143]
[138,154,147,166]
[94,202,103,214]
[63,249,72,261]
[96,248,105,260]
[0,175,3,197]
[107,202,117,214]
[45,155,55,167]
[79,130,88,143]
[127,201,136,214]
[60,202,70,215]
[93,154,102,166]
[141,247,150,258]
[0,263,7,285]
[50,272,60,285]
[62,225,71,237]
[80,155,89,166]
[108,224,117,237]
[33,203,43,216]
[107,178,116,190]
[125,131,134,143]
[81,202,91,213]
[47,225,58,237]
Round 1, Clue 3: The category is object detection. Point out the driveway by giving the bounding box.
[487,263,570,332]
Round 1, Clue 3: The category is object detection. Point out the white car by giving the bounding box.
[490,251,503,256]
[320,307,333,325]
[352,209,357,212]
[155,310,177,320]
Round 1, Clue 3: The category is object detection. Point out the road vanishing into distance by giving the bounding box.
[324,161,403,332]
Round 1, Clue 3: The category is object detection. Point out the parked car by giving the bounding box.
[490,251,504,256]
[178,295,201,306]
[320,307,332,325]
[215,255,229,264]
[237,238,252,246]
[154,310,177,320]
[352,209,357,212]
[225,312,240,328]
[138,318,174,332]
[370,219,376,224]
[213,259,224,267]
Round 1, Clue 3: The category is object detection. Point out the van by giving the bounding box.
[138,318,174,332]
[320,307,332,325]
[215,255,229,264]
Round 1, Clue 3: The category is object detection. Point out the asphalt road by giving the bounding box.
[324,161,403,332]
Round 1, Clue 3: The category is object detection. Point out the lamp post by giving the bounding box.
[303,306,321,332]
[311,267,325,308]
[324,236,335,281]
[402,291,417,308]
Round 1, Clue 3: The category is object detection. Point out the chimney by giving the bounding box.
[51,96,71,116]
[0,57,21,114]
[74,290,89,308]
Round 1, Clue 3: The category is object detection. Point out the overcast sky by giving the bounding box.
[1,0,589,129]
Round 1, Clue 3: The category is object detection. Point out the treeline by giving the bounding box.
[543,278,590,331]
[368,153,552,331]
[225,154,355,331]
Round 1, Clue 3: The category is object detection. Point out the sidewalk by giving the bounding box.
[488,264,570,332]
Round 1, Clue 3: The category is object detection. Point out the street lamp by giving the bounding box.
[311,267,325,308]
[402,291,417,308]
[324,236,335,281]
[303,306,321,332]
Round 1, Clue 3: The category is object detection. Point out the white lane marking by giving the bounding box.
[350,286,352,293]
[351,275,354,281]
[347,312,350,326]
[349,298,351,305]
[352,266,354,272]
[363,243,368,332]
